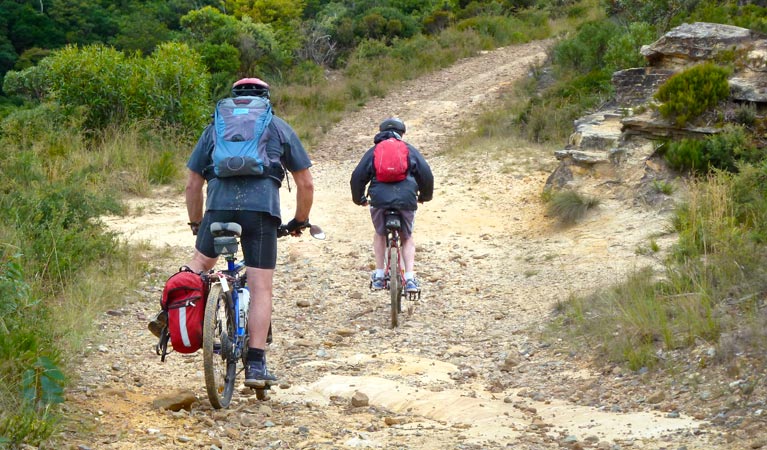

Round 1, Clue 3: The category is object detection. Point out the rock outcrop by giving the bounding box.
[547,22,767,204]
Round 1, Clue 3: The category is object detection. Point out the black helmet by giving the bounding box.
[379,117,406,134]
[232,77,270,98]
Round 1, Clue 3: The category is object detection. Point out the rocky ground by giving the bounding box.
[56,40,767,450]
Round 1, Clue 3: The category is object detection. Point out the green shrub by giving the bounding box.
[651,179,675,195]
[351,38,391,60]
[2,61,51,102]
[149,151,179,185]
[197,42,240,75]
[11,43,211,132]
[724,163,767,247]
[0,253,32,334]
[734,102,757,127]
[605,0,701,31]
[0,103,82,147]
[664,125,761,174]
[553,19,620,74]
[456,15,530,46]
[688,3,767,35]
[604,22,656,72]
[664,138,706,173]
[654,63,732,127]
[514,70,612,144]
[0,404,59,447]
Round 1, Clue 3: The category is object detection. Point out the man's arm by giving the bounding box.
[291,168,314,222]
[350,149,374,204]
[411,148,434,202]
[186,169,205,226]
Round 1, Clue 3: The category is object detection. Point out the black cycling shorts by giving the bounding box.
[196,210,280,269]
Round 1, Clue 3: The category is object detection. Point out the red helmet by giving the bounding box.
[232,78,270,98]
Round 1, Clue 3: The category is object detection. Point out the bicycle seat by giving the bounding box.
[211,222,242,256]
[384,210,401,230]
[210,222,242,237]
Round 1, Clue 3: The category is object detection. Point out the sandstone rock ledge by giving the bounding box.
[547,22,767,207]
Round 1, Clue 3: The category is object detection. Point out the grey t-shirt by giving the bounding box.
[187,115,312,220]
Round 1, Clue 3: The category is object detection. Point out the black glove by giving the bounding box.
[286,218,309,235]
[188,221,200,236]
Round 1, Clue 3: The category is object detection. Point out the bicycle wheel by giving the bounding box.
[203,283,237,409]
[389,245,402,328]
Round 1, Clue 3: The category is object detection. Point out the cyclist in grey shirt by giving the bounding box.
[184,78,314,387]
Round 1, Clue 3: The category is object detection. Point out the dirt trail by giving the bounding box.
[62,41,736,449]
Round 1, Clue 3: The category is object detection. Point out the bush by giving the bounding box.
[664,125,762,174]
[604,22,656,72]
[456,15,529,46]
[515,70,612,144]
[688,3,767,35]
[10,43,211,132]
[654,63,731,127]
[553,20,620,74]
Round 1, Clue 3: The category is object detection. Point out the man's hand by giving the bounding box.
[286,218,309,236]
[188,221,201,236]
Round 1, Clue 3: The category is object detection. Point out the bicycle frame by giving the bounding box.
[385,228,405,291]
[215,256,247,353]
[203,220,323,407]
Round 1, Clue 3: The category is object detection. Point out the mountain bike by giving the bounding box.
[380,209,420,328]
[203,221,324,409]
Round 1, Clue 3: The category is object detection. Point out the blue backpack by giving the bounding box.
[212,96,274,177]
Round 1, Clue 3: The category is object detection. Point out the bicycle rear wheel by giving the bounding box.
[203,283,237,409]
[389,246,402,328]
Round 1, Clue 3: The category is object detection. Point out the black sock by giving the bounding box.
[247,347,265,362]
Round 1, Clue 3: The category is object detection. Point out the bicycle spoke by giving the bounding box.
[203,284,238,409]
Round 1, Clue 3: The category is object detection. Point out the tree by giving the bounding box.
[224,0,305,25]
[0,1,65,52]
[180,5,240,43]
[48,0,118,45]
[111,11,174,55]
[32,43,210,130]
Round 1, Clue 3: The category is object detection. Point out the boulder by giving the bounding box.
[640,22,755,69]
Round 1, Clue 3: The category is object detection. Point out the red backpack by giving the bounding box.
[160,267,208,354]
[373,138,409,183]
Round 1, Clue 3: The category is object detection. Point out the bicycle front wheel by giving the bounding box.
[203,283,237,409]
[389,246,402,328]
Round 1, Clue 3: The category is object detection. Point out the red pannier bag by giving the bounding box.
[161,266,208,353]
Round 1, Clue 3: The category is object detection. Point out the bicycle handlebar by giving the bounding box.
[277,222,325,240]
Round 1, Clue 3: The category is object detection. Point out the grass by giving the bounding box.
[0,241,150,446]
[545,190,601,224]
[652,180,675,195]
[635,238,660,256]
[0,121,184,446]
[552,164,767,371]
